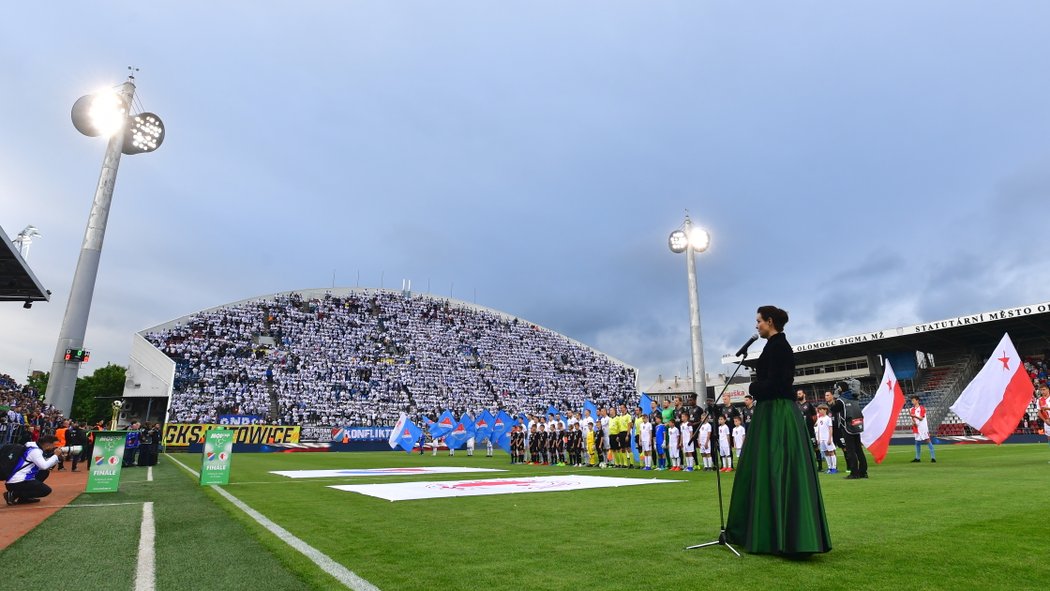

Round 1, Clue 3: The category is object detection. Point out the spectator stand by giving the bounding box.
[141,288,638,429]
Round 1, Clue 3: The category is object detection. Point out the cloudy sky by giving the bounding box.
[3,2,1050,392]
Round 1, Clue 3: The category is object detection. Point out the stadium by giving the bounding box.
[4,6,1050,588]
[121,289,1050,447]
[121,287,638,436]
[3,266,1047,589]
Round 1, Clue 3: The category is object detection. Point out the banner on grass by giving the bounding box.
[200,428,234,486]
[271,467,506,479]
[330,475,684,502]
[86,431,127,493]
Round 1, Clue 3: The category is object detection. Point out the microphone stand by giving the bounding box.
[685,353,749,557]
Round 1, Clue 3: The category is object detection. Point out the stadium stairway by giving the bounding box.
[923,354,980,434]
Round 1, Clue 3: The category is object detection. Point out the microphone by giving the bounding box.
[735,334,760,357]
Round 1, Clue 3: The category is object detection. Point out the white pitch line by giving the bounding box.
[164,454,379,591]
[147,466,153,482]
[134,501,156,591]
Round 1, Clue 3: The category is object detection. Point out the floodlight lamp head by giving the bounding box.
[689,227,710,252]
[668,230,689,253]
[122,112,165,155]
[71,91,129,138]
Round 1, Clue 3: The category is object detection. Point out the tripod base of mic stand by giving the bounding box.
[685,530,742,557]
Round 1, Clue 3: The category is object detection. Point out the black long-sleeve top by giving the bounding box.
[748,332,796,401]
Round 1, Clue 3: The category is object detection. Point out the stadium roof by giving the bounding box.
[723,300,1050,366]
[0,224,49,303]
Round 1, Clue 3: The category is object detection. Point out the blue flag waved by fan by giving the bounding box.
[639,393,655,415]
[430,409,456,439]
[394,418,423,454]
[492,410,514,453]
[474,410,494,444]
[445,413,476,450]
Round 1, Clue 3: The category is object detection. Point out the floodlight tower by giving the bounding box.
[668,214,710,403]
[45,71,165,416]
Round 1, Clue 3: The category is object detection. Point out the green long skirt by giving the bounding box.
[724,398,832,555]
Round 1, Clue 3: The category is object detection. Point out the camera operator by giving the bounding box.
[4,435,61,505]
[828,382,868,479]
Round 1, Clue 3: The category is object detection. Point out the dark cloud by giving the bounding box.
[812,252,909,331]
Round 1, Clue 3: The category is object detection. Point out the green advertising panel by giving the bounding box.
[86,431,127,493]
[200,428,234,486]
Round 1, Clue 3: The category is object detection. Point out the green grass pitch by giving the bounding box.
[3,443,1046,590]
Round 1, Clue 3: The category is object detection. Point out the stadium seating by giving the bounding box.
[146,290,637,427]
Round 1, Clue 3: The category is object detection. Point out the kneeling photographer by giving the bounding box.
[4,435,61,505]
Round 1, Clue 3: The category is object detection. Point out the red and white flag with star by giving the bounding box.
[950,333,1032,444]
[861,360,905,463]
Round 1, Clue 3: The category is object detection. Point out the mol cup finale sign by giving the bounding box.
[200,428,234,486]
[86,431,127,493]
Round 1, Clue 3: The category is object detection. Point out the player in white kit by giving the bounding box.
[717,415,732,472]
[668,420,681,471]
[731,416,746,463]
[815,404,838,474]
[639,414,653,470]
[698,416,713,471]
[909,395,936,463]
[680,419,695,472]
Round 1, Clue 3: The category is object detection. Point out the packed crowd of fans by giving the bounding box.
[146,291,638,427]
[0,373,68,443]
[1017,356,1049,433]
